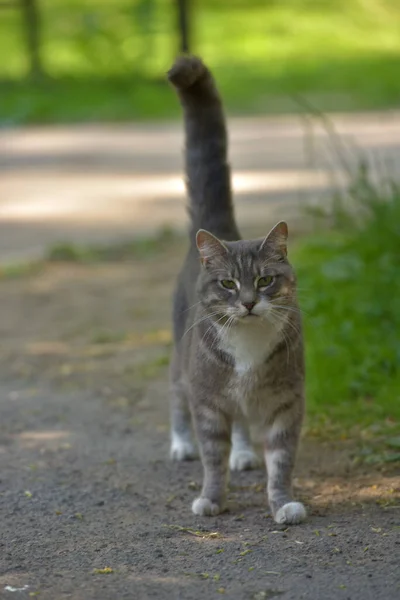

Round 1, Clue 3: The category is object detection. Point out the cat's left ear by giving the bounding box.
[260,221,288,256]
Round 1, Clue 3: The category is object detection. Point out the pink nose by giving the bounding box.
[243,302,256,312]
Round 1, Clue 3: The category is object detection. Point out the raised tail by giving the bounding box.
[168,56,240,241]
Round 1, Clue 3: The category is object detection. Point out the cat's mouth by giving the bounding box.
[238,312,259,321]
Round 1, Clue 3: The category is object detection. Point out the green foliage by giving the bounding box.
[46,226,179,263]
[292,167,400,431]
[0,261,43,280]
[1,0,400,123]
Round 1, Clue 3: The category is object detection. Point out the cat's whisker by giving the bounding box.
[181,300,202,314]
[201,313,229,347]
[270,299,309,318]
[267,310,295,367]
[263,311,290,366]
[213,314,235,349]
[269,308,302,342]
[209,314,235,354]
[271,304,306,317]
[183,310,223,337]
[282,315,302,337]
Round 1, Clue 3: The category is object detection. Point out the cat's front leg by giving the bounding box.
[264,404,306,525]
[191,403,231,516]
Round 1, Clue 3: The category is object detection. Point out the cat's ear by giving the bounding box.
[196,229,227,265]
[260,221,288,256]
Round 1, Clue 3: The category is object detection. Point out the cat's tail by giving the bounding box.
[168,56,239,240]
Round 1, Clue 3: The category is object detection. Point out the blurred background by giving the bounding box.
[0,0,399,454]
[1,0,400,121]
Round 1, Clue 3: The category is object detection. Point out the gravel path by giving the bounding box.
[0,253,398,600]
[1,111,400,263]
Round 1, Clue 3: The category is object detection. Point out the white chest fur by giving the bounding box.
[218,320,280,375]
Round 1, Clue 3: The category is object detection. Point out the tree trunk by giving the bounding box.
[176,0,190,53]
[21,0,44,78]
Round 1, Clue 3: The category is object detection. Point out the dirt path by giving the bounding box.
[2,111,400,263]
[0,243,399,599]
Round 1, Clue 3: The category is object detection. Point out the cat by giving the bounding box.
[167,56,306,525]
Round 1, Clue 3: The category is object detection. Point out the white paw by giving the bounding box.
[275,501,307,525]
[229,449,260,471]
[192,497,223,516]
[170,437,197,461]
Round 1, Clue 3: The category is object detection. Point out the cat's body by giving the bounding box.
[168,56,306,524]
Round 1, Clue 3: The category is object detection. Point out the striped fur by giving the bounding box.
[168,56,306,524]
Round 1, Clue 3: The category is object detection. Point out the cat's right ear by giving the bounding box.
[260,221,288,256]
[196,229,227,266]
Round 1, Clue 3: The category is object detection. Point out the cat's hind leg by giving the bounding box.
[170,353,197,461]
[229,416,260,471]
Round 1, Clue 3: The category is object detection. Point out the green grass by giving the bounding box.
[0,261,43,280]
[292,173,400,439]
[0,227,180,280]
[1,0,400,123]
[46,226,179,263]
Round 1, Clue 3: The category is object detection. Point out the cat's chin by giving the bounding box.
[237,314,262,324]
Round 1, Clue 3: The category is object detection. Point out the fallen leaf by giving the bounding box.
[188,481,200,490]
[164,524,221,539]
[92,567,114,575]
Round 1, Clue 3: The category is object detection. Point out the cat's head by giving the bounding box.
[196,222,297,325]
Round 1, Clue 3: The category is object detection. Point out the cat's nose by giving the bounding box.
[243,302,256,312]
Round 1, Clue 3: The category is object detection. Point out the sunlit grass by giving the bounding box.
[1,0,400,123]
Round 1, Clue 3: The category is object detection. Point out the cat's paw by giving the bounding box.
[192,497,224,516]
[274,502,306,525]
[170,437,197,461]
[229,449,260,471]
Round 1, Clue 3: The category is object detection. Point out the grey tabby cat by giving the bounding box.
[168,56,306,525]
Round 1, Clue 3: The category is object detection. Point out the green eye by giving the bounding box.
[220,279,237,290]
[258,276,274,288]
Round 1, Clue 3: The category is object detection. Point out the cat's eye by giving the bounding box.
[220,279,237,290]
[257,276,274,288]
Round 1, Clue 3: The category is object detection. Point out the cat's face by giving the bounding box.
[196,222,296,326]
